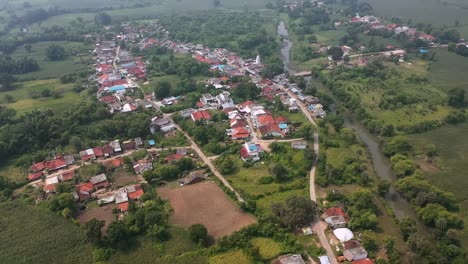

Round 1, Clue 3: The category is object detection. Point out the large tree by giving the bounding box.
[327,46,344,61]
[189,224,208,245]
[45,44,67,61]
[95,12,111,25]
[84,218,105,245]
[153,80,172,99]
[447,88,465,108]
[272,196,317,229]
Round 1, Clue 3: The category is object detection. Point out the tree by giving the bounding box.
[41,88,52,97]
[270,163,289,182]
[57,192,74,210]
[447,88,465,108]
[106,221,129,249]
[146,224,169,241]
[393,159,416,177]
[95,12,111,25]
[299,123,314,139]
[327,46,344,61]
[153,80,171,99]
[218,156,235,174]
[189,224,208,245]
[0,73,17,90]
[4,94,14,103]
[424,143,437,157]
[85,218,105,245]
[272,196,318,229]
[45,44,67,61]
[398,218,417,241]
[24,44,32,53]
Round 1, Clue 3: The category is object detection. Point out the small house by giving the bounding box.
[191,110,212,122]
[165,153,184,163]
[134,137,144,148]
[114,188,129,204]
[102,144,114,157]
[60,170,75,182]
[133,159,153,174]
[291,141,307,150]
[90,174,110,189]
[343,240,368,261]
[240,141,263,162]
[110,140,122,153]
[352,259,374,264]
[126,184,144,200]
[28,171,43,181]
[123,140,136,151]
[76,182,94,201]
[273,254,306,264]
[179,171,205,185]
[319,256,331,264]
[324,215,347,229]
[44,176,59,193]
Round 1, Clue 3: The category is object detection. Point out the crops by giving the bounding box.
[251,237,284,260]
[209,250,252,264]
[0,201,93,264]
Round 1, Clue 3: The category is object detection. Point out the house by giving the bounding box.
[80,149,96,161]
[60,170,75,182]
[126,184,144,200]
[352,259,374,264]
[44,176,59,193]
[90,174,110,189]
[272,254,306,264]
[343,240,368,261]
[230,127,250,140]
[216,91,235,109]
[123,140,136,151]
[115,188,129,204]
[76,182,94,201]
[325,215,347,229]
[323,207,348,219]
[150,117,175,134]
[102,144,114,157]
[179,108,195,119]
[165,153,184,163]
[133,159,153,174]
[31,161,46,172]
[240,141,264,162]
[179,170,205,185]
[134,137,144,148]
[110,140,122,153]
[200,93,217,107]
[93,147,104,158]
[291,141,308,150]
[28,171,43,181]
[191,110,212,122]
[259,123,284,138]
[117,202,129,212]
[64,155,75,165]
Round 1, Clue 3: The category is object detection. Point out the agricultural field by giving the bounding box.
[209,249,252,264]
[0,79,81,115]
[157,181,257,239]
[409,122,468,247]
[78,203,116,232]
[428,49,468,93]
[11,41,91,80]
[250,237,284,260]
[0,201,93,264]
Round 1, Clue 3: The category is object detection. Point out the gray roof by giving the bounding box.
[90,173,107,184]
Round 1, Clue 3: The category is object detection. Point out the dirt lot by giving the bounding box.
[112,170,139,187]
[157,181,257,239]
[78,204,115,231]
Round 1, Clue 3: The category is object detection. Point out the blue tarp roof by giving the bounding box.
[148,140,155,146]
[419,49,429,53]
[279,123,288,129]
[109,85,126,92]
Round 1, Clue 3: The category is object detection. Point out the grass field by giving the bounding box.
[409,123,468,248]
[250,237,284,260]
[429,49,468,93]
[0,79,81,115]
[11,41,91,80]
[0,201,93,264]
[256,188,309,215]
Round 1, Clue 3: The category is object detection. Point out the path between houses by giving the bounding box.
[278,84,337,264]
[173,123,246,203]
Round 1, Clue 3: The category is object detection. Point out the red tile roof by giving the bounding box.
[94,180,110,189]
[99,95,117,104]
[128,185,144,200]
[118,202,129,212]
[111,157,124,167]
[61,170,75,181]
[165,153,184,163]
[191,110,212,122]
[219,76,229,82]
[45,158,67,171]
[43,184,57,192]
[325,207,347,218]
[100,79,128,90]
[256,115,276,127]
[31,161,46,172]
[239,100,255,108]
[231,127,250,140]
[240,146,250,159]
[275,116,288,124]
[93,147,104,157]
[77,182,94,193]
[28,171,43,181]
[259,123,283,137]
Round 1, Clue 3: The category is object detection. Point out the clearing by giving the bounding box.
[78,203,115,231]
[157,181,256,239]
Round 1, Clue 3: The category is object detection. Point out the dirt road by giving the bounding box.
[173,123,245,203]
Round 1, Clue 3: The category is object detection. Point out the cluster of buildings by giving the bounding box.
[285,0,325,11]
[321,207,375,264]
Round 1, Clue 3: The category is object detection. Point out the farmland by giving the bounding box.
[409,123,468,247]
[0,201,93,264]
[0,79,81,115]
[11,41,91,80]
[157,181,257,239]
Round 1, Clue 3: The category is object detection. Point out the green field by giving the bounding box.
[0,201,93,264]
[209,249,252,264]
[410,123,468,247]
[250,237,284,260]
[0,79,81,115]
[11,41,91,80]
[429,49,468,93]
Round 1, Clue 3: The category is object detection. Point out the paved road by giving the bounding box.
[278,83,337,264]
[173,123,245,203]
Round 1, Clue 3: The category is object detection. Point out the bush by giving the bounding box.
[188,224,208,245]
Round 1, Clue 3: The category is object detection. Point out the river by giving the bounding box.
[277,21,416,219]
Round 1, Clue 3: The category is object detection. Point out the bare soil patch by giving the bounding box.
[112,170,139,187]
[415,156,440,173]
[78,204,115,232]
[157,181,257,239]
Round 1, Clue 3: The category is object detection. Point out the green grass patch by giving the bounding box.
[209,249,252,264]
[429,49,468,93]
[250,237,284,260]
[11,41,91,80]
[0,201,93,264]
[256,188,309,215]
[0,159,25,182]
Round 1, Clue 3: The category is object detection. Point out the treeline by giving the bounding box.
[0,101,154,166]
[0,55,39,75]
